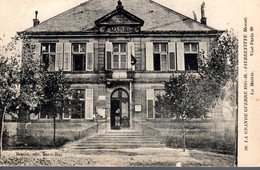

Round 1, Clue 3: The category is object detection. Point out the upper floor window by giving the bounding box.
[153,43,168,71]
[42,43,56,71]
[113,43,127,70]
[184,43,199,70]
[72,43,86,71]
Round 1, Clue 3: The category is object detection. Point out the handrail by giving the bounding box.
[79,119,107,139]
[134,120,160,133]
[133,120,161,138]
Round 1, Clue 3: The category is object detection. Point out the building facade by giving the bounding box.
[20,0,222,130]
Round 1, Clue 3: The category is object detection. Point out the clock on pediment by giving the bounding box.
[95,0,144,33]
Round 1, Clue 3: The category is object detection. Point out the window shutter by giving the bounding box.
[127,42,135,70]
[86,42,94,71]
[131,42,136,71]
[55,43,63,71]
[85,89,94,120]
[105,41,112,70]
[146,89,154,119]
[168,42,176,70]
[199,42,208,59]
[146,42,154,71]
[64,43,72,71]
[161,54,167,71]
[176,42,185,71]
[33,43,41,64]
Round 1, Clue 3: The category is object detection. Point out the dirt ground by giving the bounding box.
[0,148,236,167]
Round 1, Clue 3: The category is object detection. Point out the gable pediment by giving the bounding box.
[95,4,144,33]
[101,13,140,25]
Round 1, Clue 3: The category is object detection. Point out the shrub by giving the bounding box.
[166,132,235,155]
[23,135,70,149]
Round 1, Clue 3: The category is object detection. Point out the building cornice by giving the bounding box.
[18,30,224,38]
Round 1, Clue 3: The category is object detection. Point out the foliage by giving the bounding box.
[155,72,215,120]
[0,35,21,158]
[18,36,45,120]
[199,30,238,102]
[0,34,77,153]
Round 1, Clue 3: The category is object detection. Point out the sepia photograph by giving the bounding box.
[0,0,259,167]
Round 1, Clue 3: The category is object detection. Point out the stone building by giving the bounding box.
[20,0,222,131]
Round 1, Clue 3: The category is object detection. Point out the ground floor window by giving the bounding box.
[40,101,56,119]
[146,89,165,119]
[71,89,85,119]
[154,89,166,118]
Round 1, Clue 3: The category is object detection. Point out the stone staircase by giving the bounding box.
[63,130,165,150]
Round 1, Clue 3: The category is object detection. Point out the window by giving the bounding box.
[71,89,85,119]
[146,89,154,119]
[112,43,127,70]
[184,43,199,70]
[40,101,56,119]
[72,43,86,71]
[42,43,56,71]
[154,89,166,118]
[153,43,168,71]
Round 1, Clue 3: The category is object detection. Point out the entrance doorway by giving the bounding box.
[111,89,130,130]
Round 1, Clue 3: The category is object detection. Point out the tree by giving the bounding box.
[199,30,238,113]
[0,36,21,158]
[155,72,214,151]
[18,35,75,147]
[40,70,74,146]
[155,30,238,152]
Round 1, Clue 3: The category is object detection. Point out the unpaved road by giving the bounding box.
[0,148,235,167]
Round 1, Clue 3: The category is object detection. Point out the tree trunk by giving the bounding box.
[0,106,7,159]
[182,118,186,152]
[53,115,56,147]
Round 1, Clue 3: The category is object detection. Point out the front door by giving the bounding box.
[111,89,130,130]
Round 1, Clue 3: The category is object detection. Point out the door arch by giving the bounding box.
[110,89,130,130]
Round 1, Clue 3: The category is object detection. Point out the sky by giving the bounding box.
[0,0,259,44]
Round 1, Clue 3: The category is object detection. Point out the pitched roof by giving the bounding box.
[25,0,216,33]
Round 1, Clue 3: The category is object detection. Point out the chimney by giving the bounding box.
[33,11,40,26]
[193,11,197,21]
[200,2,207,25]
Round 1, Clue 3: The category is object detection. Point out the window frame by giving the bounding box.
[112,43,127,70]
[154,89,166,119]
[72,43,86,72]
[70,89,86,119]
[41,43,56,71]
[184,43,199,71]
[153,43,168,71]
[146,89,155,120]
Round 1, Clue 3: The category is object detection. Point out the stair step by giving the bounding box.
[71,144,165,149]
[82,139,160,142]
[63,130,165,150]
[93,135,152,138]
[78,141,162,144]
[89,135,151,138]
